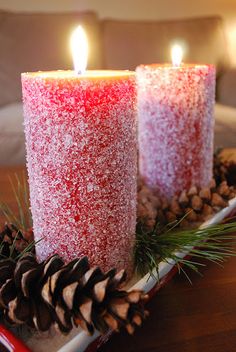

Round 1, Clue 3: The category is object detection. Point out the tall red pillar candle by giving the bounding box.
[136,64,216,199]
[21,70,137,273]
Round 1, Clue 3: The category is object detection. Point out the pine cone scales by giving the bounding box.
[0,254,148,336]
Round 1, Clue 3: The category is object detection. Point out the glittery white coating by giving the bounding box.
[136,64,216,199]
[21,70,137,274]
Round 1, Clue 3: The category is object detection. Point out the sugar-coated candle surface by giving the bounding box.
[22,70,137,273]
[136,64,216,199]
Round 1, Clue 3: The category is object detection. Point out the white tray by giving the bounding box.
[25,197,236,352]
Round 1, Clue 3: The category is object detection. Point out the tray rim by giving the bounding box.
[57,196,236,352]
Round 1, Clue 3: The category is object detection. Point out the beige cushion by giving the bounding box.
[102,16,229,72]
[0,10,7,22]
[217,69,236,108]
[0,11,103,106]
[0,102,25,165]
[214,104,236,147]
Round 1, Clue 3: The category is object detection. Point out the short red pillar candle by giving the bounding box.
[22,70,137,273]
[136,62,216,199]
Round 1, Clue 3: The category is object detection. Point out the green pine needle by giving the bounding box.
[135,220,236,280]
[0,172,34,261]
[0,172,32,232]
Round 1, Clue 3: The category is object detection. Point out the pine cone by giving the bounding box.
[0,253,148,335]
[137,178,161,230]
[166,180,235,227]
[0,223,33,259]
[137,178,236,231]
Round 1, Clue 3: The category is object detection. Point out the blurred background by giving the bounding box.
[0,0,236,64]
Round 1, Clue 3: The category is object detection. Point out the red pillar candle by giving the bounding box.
[136,61,216,199]
[21,70,137,273]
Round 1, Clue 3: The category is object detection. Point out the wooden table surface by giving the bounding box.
[0,166,27,223]
[0,162,236,352]
[101,258,236,352]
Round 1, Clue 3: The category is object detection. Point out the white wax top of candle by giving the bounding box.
[138,63,211,70]
[22,70,135,80]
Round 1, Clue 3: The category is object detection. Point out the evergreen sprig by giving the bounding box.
[135,219,236,281]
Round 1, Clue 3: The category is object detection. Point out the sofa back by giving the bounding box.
[102,16,229,72]
[0,11,103,106]
[0,12,230,107]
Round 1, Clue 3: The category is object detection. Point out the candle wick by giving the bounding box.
[76,69,84,76]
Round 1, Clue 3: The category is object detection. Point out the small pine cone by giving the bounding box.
[137,177,144,192]
[138,185,151,202]
[0,254,148,336]
[211,193,228,208]
[137,200,157,230]
[229,187,236,199]
[184,208,198,222]
[149,193,162,209]
[191,195,203,211]
[209,179,216,190]
[217,181,230,197]
[156,209,167,225]
[179,219,191,228]
[137,183,161,209]
[145,220,156,229]
[178,190,189,207]
[137,183,161,230]
[165,211,177,223]
[137,203,148,220]
[199,187,211,201]
[161,197,169,211]
[202,204,214,217]
[170,197,183,216]
[188,186,198,196]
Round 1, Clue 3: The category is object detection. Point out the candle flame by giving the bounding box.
[70,25,88,75]
[171,44,183,67]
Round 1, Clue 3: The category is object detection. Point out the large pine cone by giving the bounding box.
[0,253,148,335]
